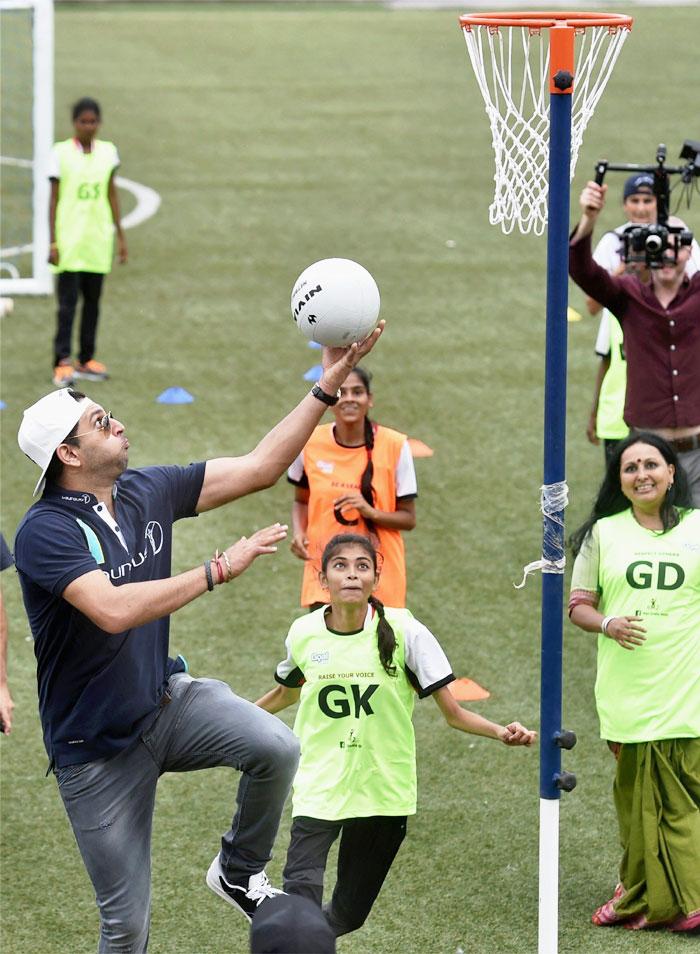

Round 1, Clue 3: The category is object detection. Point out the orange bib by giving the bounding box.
[299,423,408,607]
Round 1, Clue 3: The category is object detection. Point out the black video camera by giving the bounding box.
[594,140,699,268]
[622,222,693,269]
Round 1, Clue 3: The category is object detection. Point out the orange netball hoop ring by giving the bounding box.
[460,11,633,27]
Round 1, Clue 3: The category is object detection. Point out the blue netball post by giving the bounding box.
[459,12,632,954]
[539,31,575,954]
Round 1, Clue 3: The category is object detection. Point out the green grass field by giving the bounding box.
[1,3,699,952]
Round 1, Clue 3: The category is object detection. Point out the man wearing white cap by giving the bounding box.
[13,326,382,954]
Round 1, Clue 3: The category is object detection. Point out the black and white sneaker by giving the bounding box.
[205,855,284,922]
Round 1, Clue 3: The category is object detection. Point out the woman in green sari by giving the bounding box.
[569,432,700,933]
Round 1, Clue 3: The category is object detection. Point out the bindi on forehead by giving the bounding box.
[622,455,662,466]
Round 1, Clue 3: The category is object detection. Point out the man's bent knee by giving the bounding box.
[254,722,300,778]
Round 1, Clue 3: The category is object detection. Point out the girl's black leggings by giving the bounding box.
[54,271,104,365]
[283,814,407,937]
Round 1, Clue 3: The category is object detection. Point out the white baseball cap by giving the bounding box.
[18,390,92,496]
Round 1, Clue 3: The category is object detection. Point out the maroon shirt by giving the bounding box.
[569,234,700,428]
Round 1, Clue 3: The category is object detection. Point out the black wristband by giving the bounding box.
[311,383,340,406]
[203,561,214,592]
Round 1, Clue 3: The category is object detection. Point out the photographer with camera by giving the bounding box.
[584,174,700,466]
[570,179,700,504]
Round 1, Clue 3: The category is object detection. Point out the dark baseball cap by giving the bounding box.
[250,894,336,953]
[623,173,654,200]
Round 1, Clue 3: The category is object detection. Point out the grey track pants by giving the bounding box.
[55,673,299,954]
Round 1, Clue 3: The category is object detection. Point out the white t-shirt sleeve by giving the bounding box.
[403,616,455,698]
[275,632,305,687]
[47,144,61,179]
[395,440,418,498]
[687,239,700,278]
[570,522,601,595]
[111,144,121,173]
[594,312,611,357]
[592,227,625,272]
[287,452,306,485]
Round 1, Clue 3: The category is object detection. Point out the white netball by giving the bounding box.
[291,258,380,347]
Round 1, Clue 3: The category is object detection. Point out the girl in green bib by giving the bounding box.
[48,97,128,388]
[257,533,535,937]
[569,432,700,933]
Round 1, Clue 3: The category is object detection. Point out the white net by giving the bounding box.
[461,21,630,235]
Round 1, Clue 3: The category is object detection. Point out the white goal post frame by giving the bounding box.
[0,0,53,295]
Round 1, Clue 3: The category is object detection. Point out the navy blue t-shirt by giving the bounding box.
[14,463,206,767]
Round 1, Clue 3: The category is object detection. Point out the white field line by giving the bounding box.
[118,176,161,229]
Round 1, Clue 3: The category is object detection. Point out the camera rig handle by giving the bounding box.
[591,146,670,224]
[653,144,670,226]
[593,140,700,226]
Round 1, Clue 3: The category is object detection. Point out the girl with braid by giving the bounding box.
[256,534,536,938]
[288,367,416,609]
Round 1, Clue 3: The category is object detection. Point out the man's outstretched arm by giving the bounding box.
[196,325,384,513]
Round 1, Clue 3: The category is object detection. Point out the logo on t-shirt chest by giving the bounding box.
[305,648,378,715]
[102,520,165,581]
